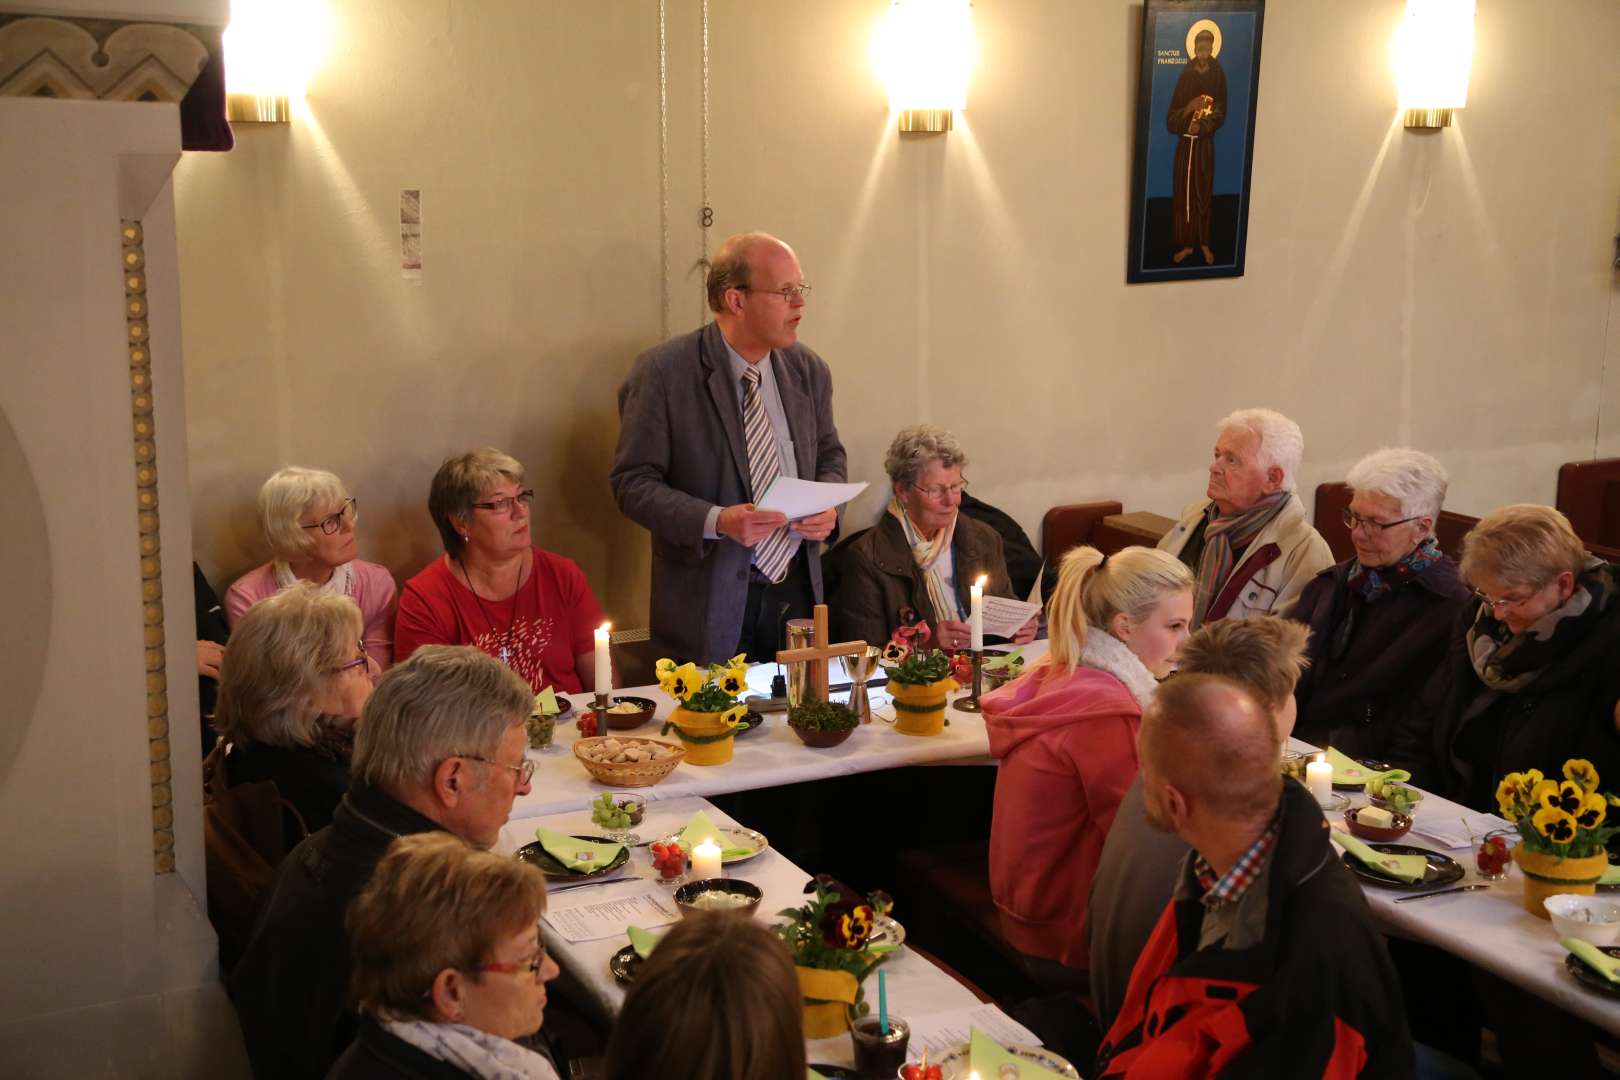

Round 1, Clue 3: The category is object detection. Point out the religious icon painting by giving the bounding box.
[1126,0,1265,283]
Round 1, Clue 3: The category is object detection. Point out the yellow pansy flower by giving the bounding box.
[1531,779,1563,812]
[1533,806,1578,844]
[716,663,749,697]
[720,703,748,728]
[1564,758,1601,794]
[1496,773,1529,818]
[1523,769,1545,791]
[1577,793,1608,829]
[663,662,706,702]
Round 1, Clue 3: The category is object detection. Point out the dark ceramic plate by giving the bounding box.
[1334,757,1393,790]
[807,1067,859,1079]
[515,834,630,883]
[1565,946,1620,998]
[610,944,643,986]
[1340,843,1464,890]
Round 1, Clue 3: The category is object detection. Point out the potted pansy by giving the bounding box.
[881,620,958,737]
[656,655,749,766]
[777,875,897,1039]
[1496,758,1620,917]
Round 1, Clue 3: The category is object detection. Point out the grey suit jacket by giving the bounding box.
[611,322,847,664]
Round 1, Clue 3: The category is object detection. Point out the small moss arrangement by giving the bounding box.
[789,698,858,733]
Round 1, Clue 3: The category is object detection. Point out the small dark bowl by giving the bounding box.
[789,724,854,748]
[1344,806,1413,843]
[673,878,762,918]
[602,695,657,730]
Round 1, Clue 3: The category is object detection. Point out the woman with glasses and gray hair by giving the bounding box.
[225,465,397,672]
[1289,448,1468,758]
[395,448,607,694]
[1392,504,1620,811]
[215,583,373,833]
[829,424,1037,650]
[327,832,562,1080]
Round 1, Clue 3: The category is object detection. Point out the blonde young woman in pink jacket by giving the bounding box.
[982,544,1194,984]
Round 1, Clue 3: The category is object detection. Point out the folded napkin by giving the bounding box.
[1563,937,1620,984]
[1324,746,1387,786]
[534,827,623,872]
[1330,831,1429,884]
[969,1028,1067,1080]
[627,924,664,961]
[807,1071,826,1080]
[532,687,560,716]
[678,811,753,859]
[1601,865,1620,886]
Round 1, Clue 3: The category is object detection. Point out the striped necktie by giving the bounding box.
[741,365,793,583]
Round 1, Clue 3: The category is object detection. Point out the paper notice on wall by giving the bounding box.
[400,188,422,280]
[982,595,1040,638]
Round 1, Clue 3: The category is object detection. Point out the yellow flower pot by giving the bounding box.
[796,966,859,1039]
[889,677,958,737]
[664,705,737,766]
[1514,846,1610,918]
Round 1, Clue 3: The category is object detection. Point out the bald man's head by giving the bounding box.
[705,232,794,313]
[1139,673,1282,835]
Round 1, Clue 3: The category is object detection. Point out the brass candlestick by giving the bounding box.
[952,651,984,713]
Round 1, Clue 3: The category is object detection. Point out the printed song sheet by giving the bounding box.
[542,887,681,943]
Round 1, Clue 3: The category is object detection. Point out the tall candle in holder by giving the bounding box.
[594,623,611,696]
[1305,759,1333,804]
[969,575,986,652]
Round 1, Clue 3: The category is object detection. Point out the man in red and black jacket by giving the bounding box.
[1095,674,1415,1079]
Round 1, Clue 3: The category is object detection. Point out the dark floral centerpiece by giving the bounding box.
[777,875,897,1038]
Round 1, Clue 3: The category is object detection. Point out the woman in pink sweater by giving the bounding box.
[224,466,396,673]
[982,544,1194,983]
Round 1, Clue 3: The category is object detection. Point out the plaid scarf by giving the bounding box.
[1345,536,1442,603]
[1466,557,1613,692]
[1193,492,1289,626]
[888,495,965,624]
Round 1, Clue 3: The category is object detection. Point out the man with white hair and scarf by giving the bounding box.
[1158,408,1332,627]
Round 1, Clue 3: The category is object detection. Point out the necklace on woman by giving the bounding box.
[456,554,523,666]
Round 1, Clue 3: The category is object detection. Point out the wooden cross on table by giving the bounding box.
[774,604,867,705]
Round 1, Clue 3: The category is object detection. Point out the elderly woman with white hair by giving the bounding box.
[1289,448,1469,758]
[395,448,606,694]
[829,424,1037,650]
[225,465,396,670]
[1157,408,1333,627]
[1392,505,1620,811]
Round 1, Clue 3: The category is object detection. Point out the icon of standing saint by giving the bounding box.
[1166,19,1227,265]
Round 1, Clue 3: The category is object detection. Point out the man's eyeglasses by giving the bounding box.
[300,498,357,535]
[472,490,535,514]
[739,284,812,302]
[912,479,969,501]
[1341,507,1421,535]
[457,752,536,786]
[332,642,368,675]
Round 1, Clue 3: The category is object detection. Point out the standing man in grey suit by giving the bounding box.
[612,232,847,665]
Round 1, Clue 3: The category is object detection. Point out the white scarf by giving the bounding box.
[383,1020,560,1080]
[273,559,355,598]
[1079,628,1159,709]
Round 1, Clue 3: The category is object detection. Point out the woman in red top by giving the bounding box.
[982,544,1194,986]
[395,448,608,694]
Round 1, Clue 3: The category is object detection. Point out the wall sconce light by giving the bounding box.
[874,0,977,134]
[224,0,328,123]
[1395,0,1474,129]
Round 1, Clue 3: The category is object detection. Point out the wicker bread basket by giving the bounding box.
[573,735,685,787]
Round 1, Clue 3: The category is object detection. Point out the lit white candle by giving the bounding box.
[594,623,611,696]
[691,838,723,882]
[970,574,986,652]
[1306,760,1333,804]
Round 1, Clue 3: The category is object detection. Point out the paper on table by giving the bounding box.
[903,1003,1042,1062]
[1408,810,1513,851]
[543,887,681,943]
[755,477,868,520]
[981,595,1041,638]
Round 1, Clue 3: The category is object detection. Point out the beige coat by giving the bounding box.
[1157,492,1333,621]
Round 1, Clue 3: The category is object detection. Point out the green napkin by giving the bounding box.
[534,827,623,872]
[969,1027,1066,1080]
[1563,937,1620,984]
[1600,865,1620,886]
[1324,746,1374,786]
[533,687,560,716]
[627,925,664,961]
[678,811,753,859]
[1330,831,1428,884]
[807,1071,826,1080]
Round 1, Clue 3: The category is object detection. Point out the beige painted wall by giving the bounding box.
[177,0,1620,629]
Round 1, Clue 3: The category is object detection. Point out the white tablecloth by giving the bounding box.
[496,797,984,1069]
[1290,738,1620,1037]
[509,643,1048,820]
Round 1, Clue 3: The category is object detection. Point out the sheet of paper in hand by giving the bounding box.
[755,477,868,519]
[981,595,1041,638]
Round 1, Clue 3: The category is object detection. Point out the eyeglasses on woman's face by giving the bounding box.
[1341,507,1421,535]
[475,931,549,982]
[300,497,357,535]
[472,490,535,515]
[331,642,368,675]
[1472,585,1545,613]
[912,478,969,501]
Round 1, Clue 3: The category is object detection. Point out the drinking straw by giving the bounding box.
[879,968,889,1036]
